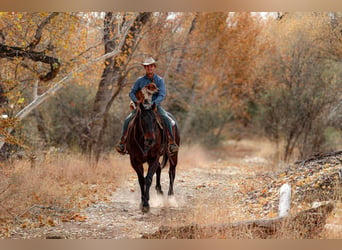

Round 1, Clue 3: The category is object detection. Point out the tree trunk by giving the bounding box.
[0,84,8,110]
[85,12,152,163]
[33,110,49,146]
[0,13,134,152]
[175,13,198,74]
[0,41,127,151]
[180,41,209,139]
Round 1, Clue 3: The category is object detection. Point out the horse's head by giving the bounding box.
[137,102,159,150]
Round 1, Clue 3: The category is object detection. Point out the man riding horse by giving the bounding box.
[116,57,179,155]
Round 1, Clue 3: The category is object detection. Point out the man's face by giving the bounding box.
[144,64,156,75]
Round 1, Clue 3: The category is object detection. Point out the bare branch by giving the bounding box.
[0,43,60,82]
[26,12,59,50]
[0,13,60,82]
[0,18,135,150]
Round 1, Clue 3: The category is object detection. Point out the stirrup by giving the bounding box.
[116,142,127,155]
[168,143,178,154]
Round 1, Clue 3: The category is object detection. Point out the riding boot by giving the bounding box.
[168,141,179,154]
[115,134,128,155]
[167,132,178,154]
[116,111,136,155]
[155,105,178,154]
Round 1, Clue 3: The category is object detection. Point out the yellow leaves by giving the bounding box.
[52,62,60,69]
[261,188,268,194]
[77,199,90,208]
[313,183,320,189]
[258,197,268,206]
[252,203,263,209]
[46,217,56,226]
[20,215,56,229]
[16,23,23,32]
[278,173,286,178]
[295,179,306,187]
[70,213,87,222]
[17,97,25,104]
[0,114,22,146]
[61,212,87,223]
[268,211,277,218]
[21,221,29,228]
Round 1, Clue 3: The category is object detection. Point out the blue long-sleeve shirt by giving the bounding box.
[129,74,166,105]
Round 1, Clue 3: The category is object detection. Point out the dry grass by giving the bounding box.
[149,189,341,239]
[148,140,342,239]
[1,139,340,239]
[0,152,129,236]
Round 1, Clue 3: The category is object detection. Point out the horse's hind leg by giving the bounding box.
[168,154,178,196]
[155,164,164,195]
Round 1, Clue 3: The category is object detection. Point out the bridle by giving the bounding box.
[133,106,158,155]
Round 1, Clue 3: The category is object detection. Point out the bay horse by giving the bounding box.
[125,102,180,213]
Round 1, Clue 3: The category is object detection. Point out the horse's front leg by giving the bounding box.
[143,157,160,212]
[131,160,148,212]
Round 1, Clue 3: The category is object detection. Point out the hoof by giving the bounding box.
[156,187,164,195]
[141,205,150,213]
[140,202,150,213]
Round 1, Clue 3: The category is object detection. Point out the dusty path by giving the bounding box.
[8,141,341,239]
[9,142,267,239]
[9,164,248,238]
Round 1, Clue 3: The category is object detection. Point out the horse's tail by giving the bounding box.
[160,152,168,169]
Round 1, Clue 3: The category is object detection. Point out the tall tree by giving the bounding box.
[0,12,61,153]
[0,12,126,151]
[84,12,152,163]
[177,12,267,142]
[258,13,341,160]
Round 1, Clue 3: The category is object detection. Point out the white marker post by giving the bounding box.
[278,183,291,217]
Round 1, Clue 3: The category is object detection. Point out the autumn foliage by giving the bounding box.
[0,12,341,161]
[0,12,341,239]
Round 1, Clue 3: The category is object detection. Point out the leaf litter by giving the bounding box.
[3,150,341,239]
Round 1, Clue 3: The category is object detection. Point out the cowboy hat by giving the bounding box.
[142,57,156,66]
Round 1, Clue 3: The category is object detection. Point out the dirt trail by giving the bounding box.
[8,141,341,239]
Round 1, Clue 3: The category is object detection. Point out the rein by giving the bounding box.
[133,107,158,156]
[133,108,147,155]
[127,105,168,157]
